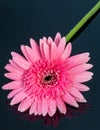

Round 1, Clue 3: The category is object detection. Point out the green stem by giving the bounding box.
[66,1,100,42]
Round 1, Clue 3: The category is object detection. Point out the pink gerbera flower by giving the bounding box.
[2,33,93,117]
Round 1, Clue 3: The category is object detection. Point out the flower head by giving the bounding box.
[2,33,93,117]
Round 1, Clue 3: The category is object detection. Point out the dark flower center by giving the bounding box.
[39,70,60,87]
[44,75,52,81]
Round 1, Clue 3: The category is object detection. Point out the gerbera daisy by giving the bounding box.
[2,33,93,117]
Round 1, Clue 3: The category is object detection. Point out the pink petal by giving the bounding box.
[11,52,31,70]
[43,37,47,42]
[21,45,32,62]
[41,97,48,116]
[61,42,72,59]
[47,37,53,45]
[69,64,93,74]
[74,83,90,91]
[54,32,61,46]
[7,88,23,99]
[25,45,41,62]
[48,98,56,117]
[39,39,45,58]
[18,96,33,112]
[10,91,27,105]
[4,73,22,80]
[2,81,21,90]
[5,64,23,73]
[74,97,87,103]
[9,59,24,72]
[43,42,50,60]
[66,53,90,69]
[29,98,37,115]
[74,71,93,83]
[57,37,66,57]
[56,98,66,114]
[50,41,57,60]
[62,92,79,108]
[30,38,41,58]
[37,99,42,115]
[69,87,85,99]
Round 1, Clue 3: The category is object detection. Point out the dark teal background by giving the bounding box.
[0,0,100,129]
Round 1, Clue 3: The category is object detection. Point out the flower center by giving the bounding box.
[44,75,52,81]
[23,60,60,88]
[44,75,52,82]
[40,70,59,87]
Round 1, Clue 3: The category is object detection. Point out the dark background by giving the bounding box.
[0,0,100,129]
